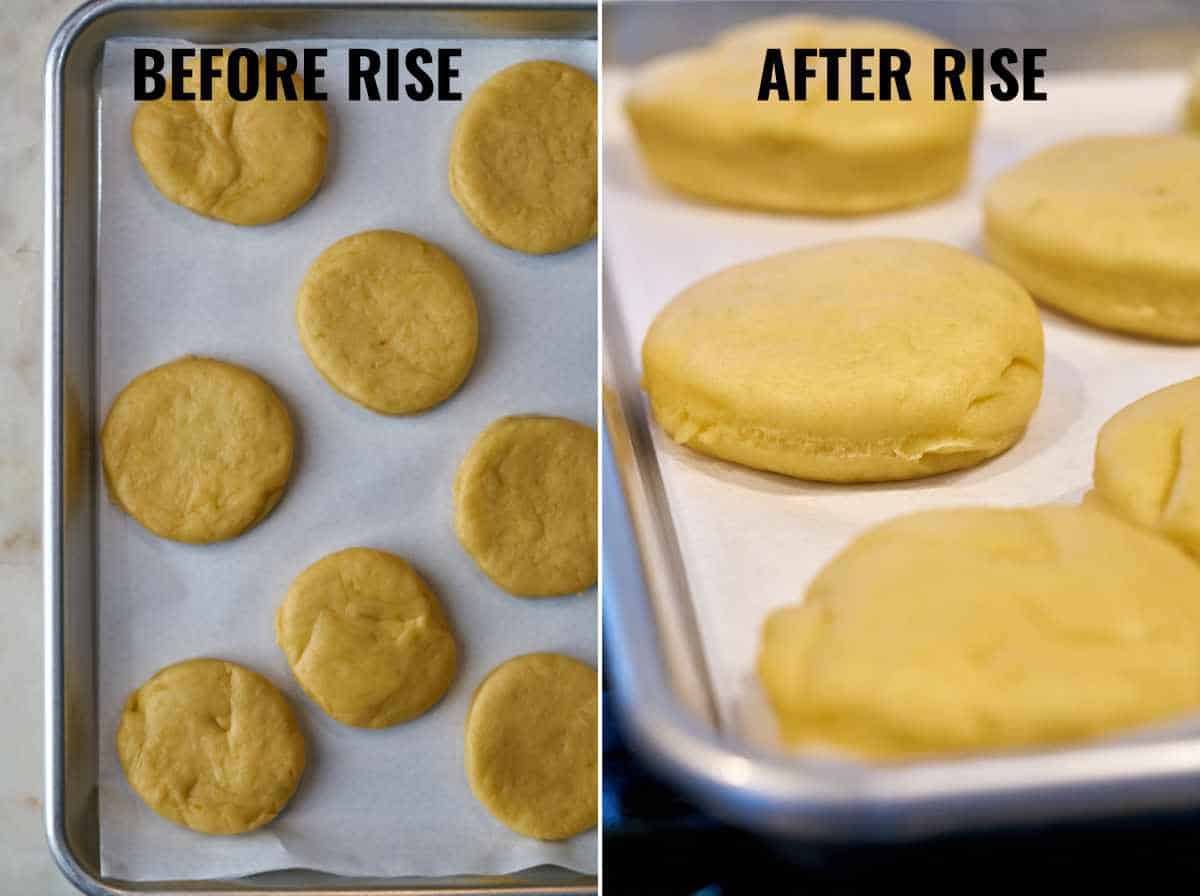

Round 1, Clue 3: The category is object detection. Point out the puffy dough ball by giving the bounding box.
[984,135,1200,342]
[641,238,1044,482]
[758,505,1200,759]
[625,16,979,214]
[1088,377,1200,559]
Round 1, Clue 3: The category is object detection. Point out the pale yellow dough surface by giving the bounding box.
[296,230,478,415]
[641,238,1044,482]
[101,356,294,543]
[1187,56,1200,131]
[985,135,1200,342]
[465,653,598,840]
[625,16,978,214]
[276,548,458,728]
[117,659,306,834]
[449,60,597,254]
[759,506,1200,760]
[131,59,327,225]
[1087,378,1200,559]
[454,415,598,596]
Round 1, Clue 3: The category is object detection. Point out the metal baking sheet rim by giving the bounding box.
[601,283,1200,844]
[43,1,597,894]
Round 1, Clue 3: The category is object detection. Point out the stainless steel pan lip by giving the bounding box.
[601,279,1200,845]
[44,1,597,893]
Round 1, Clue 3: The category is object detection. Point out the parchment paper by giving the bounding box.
[97,38,596,881]
[604,69,1200,747]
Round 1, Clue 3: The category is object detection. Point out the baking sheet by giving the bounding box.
[97,38,596,881]
[604,69,1200,747]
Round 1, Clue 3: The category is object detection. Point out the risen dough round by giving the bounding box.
[625,16,978,214]
[454,415,597,596]
[641,238,1044,482]
[758,506,1200,760]
[132,56,327,225]
[117,658,306,834]
[296,230,478,415]
[1087,378,1200,559]
[449,60,597,254]
[1186,57,1200,131]
[101,356,294,543]
[276,548,457,728]
[465,653,598,840]
[985,135,1200,342]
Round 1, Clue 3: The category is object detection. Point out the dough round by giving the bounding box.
[454,415,597,596]
[101,356,294,543]
[1087,378,1200,559]
[276,548,457,728]
[465,653,598,840]
[132,55,327,225]
[625,16,978,214]
[449,60,597,254]
[642,238,1044,482]
[1186,56,1200,132]
[984,135,1200,342]
[758,506,1200,760]
[117,658,306,834]
[296,230,478,415]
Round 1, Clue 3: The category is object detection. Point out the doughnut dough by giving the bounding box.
[758,506,1200,760]
[117,659,306,834]
[449,60,597,254]
[454,415,597,596]
[132,56,327,225]
[985,136,1200,342]
[641,238,1044,482]
[465,653,598,840]
[296,230,478,415]
[625,16,979,214]
[101,356,294,543]
[1087,378,1200,559]
[276,548,457,728]
[1186,56,1200,131]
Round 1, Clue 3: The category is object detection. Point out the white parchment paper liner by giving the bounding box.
[98,38,597,881]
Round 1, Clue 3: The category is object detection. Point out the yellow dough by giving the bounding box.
[1087,378,1200,559]
[625,16,979,214]
[984,135,1200,342]
[276,548,457,728]
[101,356,294,543]
[449,60,597,254]
[131,56,327,225]
[1186,56,1200,131]
[641,238,1044,482]
[454,415,598,596]
[117,658,306,834]
[296,230,478,415]
[758,506,1200,760]
[465,653,598,840]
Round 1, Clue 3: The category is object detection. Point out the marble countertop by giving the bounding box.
[2,0,90,891]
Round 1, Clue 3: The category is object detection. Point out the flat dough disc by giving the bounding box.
[296,230,478,415]
[758,506,1200,759]
[101,356,294,543]
[984,135,1200,341]
[625,16,979,214]
[117,658,306,834]
[454,415,598,596]
[1088,377,1200,558]
[276,547,458,728]
[641,238,1044,482]
[132,57,327,225]
[465,653,598,840]
[449,60,597,254]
